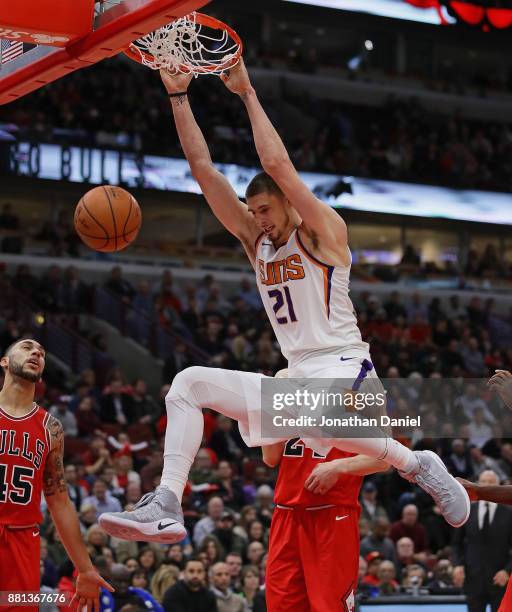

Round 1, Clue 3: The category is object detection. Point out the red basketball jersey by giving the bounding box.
[0,405,51,526]
[274,438,362,508]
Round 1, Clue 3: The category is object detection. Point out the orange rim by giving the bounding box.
[123,12,243,73]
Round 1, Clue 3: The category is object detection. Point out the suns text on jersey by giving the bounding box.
[258,254,305,286]
[0,430,46,469]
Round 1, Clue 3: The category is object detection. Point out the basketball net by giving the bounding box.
[125,12,242,75]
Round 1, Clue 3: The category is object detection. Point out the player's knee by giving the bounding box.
[165,366,208,404]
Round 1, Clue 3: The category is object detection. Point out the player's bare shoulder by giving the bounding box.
[43,415,66,497]
[240,225,266,269]
[298,221,351,267]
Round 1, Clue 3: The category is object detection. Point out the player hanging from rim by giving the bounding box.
[0,338,113,612]
[459,369,512,612]
[99,59,470,544]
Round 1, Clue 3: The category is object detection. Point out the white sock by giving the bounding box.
[330,437,419,473]
[160,367,259,502]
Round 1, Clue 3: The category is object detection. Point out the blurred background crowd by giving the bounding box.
[0,261,511,609]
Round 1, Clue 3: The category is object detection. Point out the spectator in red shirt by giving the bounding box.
[362,552,384,587]
[389,504,428,554]
[406,315,432,345]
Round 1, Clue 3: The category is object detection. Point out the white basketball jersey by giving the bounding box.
[255,228,370,367]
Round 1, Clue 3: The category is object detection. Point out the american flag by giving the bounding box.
[0,39,24,65]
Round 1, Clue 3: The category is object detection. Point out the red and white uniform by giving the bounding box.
[266,439,362,612]
[0,404,51,608]
[499,578,512,612]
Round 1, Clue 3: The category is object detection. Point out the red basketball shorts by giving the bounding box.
[499,576,512,612]
[0,525,40,612]
[266,505,359,612]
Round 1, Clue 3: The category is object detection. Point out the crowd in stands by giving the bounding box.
[1,54,512,193]
[1,258,512,606]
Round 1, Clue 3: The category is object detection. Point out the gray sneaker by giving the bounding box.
[400,450,470,528]
[99,486,186,543]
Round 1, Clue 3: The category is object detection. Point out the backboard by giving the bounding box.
[0,0,211,105]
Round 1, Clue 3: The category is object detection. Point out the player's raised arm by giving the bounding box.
[458,478,512,505]
[43,416,114,611]
[221,60,348,255]
[160,70,259,255]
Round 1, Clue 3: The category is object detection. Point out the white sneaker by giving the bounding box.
[99,486,187,544]
[401,450,470,528]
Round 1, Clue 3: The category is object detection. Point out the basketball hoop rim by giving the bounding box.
[123,12,243,73]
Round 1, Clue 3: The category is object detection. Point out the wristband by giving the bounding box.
[168,91,188,98]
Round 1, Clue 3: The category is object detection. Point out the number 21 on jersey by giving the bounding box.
[268,287,298,324]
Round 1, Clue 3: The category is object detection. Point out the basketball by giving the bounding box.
[74,185,141,252]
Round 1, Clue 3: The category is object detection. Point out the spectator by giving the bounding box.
[163,341,195,383]
[209,417,244,462]
[138,547,158,583]
[498,443,512,479]
[49,398,78,437]
[360,481,388,523]
[104,266,135,303]
[212,511,247,559]
[238,278,261,310]
[82,479,122,519]
[104,564,162,611]
[402,564,427,591]
[75,397,102,437]
[445,439,473,480]
[213,461,246,510]
[377,560,400,595]
[210,562,246,612]
[239,565,260,610]
[460,337,487,376]
[140,448,164,493]
[468,407,494,449]
[162,559,218,612]
[389,504,428,554]
[361,551,383,588]
[199,535,224,567]
[131,379,160,425]
[428,559,462,595]
[64,464,87,513]
[454,470,512,610]
[190,448,216,485]
[246,542,266,569]
[360,517,397,565]
[193,496,225,548]
[150,564,180,604]
[225,553,244,591]
[254,485,274,527]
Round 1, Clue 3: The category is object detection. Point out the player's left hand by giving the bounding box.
[456,478,479,501]
[493,570,509,587]
[219,58,253,96]
[72,569,114,612]
[305,462,339,495]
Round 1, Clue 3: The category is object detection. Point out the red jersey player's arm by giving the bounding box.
[43,416,114,609]
[458,478,512,505]
[305,455,390,495]
[262,442,286,467]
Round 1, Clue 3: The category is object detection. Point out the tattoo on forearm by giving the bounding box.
[172,95,187,107]
[43,416,67,496]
